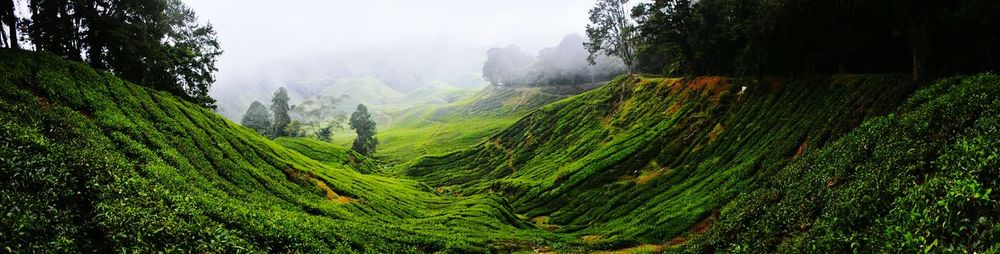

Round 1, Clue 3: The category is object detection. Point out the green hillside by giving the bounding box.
[376,84,603,163]
[409,74,1000,252]
[318,77,404,109]
[274,137,384,174]
[3,50,998,253]
[0,50,561,252]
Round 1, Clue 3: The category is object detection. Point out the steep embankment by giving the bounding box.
[0,50,557,252]
[409,74,1000,252]
[377,83,604,163]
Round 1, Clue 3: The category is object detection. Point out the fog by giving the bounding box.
[181,0,596,120]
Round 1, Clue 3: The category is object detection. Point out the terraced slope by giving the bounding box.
[409,73,996,251]
[0,50,559,252]
[682,74,1000,252]
[4,49,997,253]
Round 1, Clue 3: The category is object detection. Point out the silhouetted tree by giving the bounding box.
[633,0,696,74]
[270,87,291,138]
[0,0,17,49]
[585,0,640,73]
[512,34,624,86]
[241,101,272,136]
[482,45,532,86]
[17,0,221,108]
[349,104,377,156]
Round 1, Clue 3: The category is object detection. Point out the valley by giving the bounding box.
[3,50,997,252]
[2,0,1000,252]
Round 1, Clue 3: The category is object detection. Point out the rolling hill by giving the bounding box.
[408,74,1000,252]
[0,50,560,252]
[2,49,998,253]
[374,82,606,163]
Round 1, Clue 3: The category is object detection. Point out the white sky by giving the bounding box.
[181,0,596,94]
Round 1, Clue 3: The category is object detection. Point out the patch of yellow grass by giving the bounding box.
[593,244,664,254]
[635,167,670,185]
[707,123,724,142]
[530,216,558,231]
[581,234,603,243]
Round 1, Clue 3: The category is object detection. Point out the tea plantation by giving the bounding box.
[2,50,998,252]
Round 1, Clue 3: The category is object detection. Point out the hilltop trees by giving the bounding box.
[248,90,346,141]
[585,0,640,73]
[482,45,532,86]
[518,34,624,86]
[241,101,272,136]
[480,34,625,87]
[270,87,291,138]
[2,0,221,108]
[622,0,1000,79]
[349,104,377,156]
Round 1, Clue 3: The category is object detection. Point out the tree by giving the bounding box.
[513,34,625,86]
[240,101,272,136]
[19,0,221,108]
[349,104,377,156]
[0,0,17,49]
[482,45,532,86]
[283,120,305,138]
[633,0,697,75]
[270,87,291,138]
[314,120,342,142]
[158,0,222,108]
[585,0,640,73]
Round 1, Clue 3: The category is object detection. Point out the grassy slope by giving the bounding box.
[375,84,594,164]
[3,49,997,253]
[273,137,383,174]
[0,50,563,252]
[680,74,1000,253]
[409,74,1000,252]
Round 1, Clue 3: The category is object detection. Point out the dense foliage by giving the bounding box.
[625,0,1000,80]
[240,101,272,136]
[3,0,221,108]
[270,87,291,138]
[585,0,639,73]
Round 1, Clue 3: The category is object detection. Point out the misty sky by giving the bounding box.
[181,0,596,98]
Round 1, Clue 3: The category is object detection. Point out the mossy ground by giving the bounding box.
[2,49,998,253]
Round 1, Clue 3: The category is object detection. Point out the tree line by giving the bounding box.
[482,33,624,87]
[242,87,378,156]
[0,0,221,108]
[586,0,1000,81]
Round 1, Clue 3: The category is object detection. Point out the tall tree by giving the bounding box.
[20,0,221,108]
[585,0,640,73]
[157,0,222,108]
[270,87,291,138]
[349,104,377,156]
[26,0,79,58]
[240,101,272,136]
[482,45,532,86]
[0,0,17,49]
[633,0,696,74]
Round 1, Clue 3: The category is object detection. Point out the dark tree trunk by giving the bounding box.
[2,0,16,49]
[909,25,930,82]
